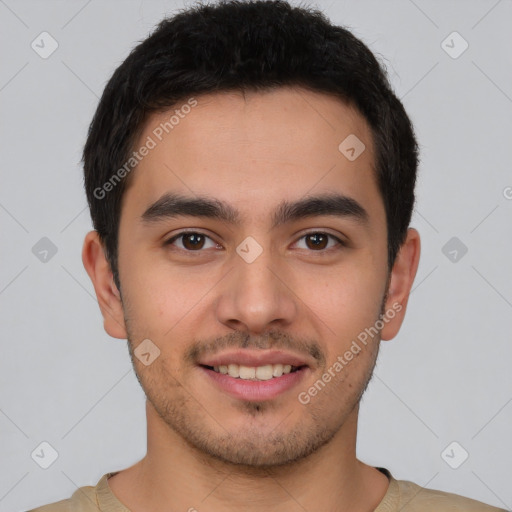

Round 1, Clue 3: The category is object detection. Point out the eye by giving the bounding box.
[165,231,220,251]
[294,232,344,252]
[164,230,345,253]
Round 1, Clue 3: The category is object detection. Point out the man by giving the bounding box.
[30,0,506,510]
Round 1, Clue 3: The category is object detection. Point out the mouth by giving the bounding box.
[200,363,305,381]
[197,351,312,401]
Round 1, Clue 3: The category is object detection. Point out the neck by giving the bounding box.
[108,401,389,512]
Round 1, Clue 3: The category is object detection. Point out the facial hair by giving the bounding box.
[123,294,387,471]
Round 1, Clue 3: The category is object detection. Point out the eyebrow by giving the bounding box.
[141,192,369,229]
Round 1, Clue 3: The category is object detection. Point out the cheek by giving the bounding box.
[121,262,181,334]
[121,256,221,358]
[300,263,384,334]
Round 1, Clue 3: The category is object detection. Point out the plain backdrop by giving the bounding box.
[1,0,511,510]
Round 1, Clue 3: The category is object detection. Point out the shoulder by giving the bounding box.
[396,478,509,511]
[27,482,98,512]
[27,497,72,512]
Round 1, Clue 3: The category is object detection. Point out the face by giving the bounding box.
[95,87,409,468]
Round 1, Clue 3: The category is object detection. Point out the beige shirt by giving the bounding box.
[28,467,508,511]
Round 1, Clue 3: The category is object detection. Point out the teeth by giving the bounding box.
[272,364,283,377]
[239,366,256,379]
[228,364,239,378]
[255,365,273,380]
[211,363,298,380]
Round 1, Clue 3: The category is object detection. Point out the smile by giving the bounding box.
[205,363,302,380]
[199,363,309,401]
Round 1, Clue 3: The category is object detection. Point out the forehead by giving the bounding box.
[122,86,382,224]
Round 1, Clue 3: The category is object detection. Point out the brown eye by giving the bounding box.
[165,232,218,251]
[295,232,344,252]
[182,233,205,250]
[305,233,328,250]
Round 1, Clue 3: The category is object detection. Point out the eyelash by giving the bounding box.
[164,230,346,254]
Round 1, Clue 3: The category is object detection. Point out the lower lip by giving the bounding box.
[199,366,309,401]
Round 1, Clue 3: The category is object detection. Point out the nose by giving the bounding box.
[214,241,298,334]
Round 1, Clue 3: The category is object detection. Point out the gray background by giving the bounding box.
[1,0,511,510]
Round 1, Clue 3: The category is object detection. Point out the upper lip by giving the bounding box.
[198,350,312,368]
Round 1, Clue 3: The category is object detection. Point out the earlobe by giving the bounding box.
[82,230,127,339]
[381,228,421,341]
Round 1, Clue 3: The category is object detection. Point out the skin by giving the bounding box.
[83,86,420,512]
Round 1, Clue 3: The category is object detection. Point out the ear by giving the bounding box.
[82,230,127,339]
[381,228,421,341]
